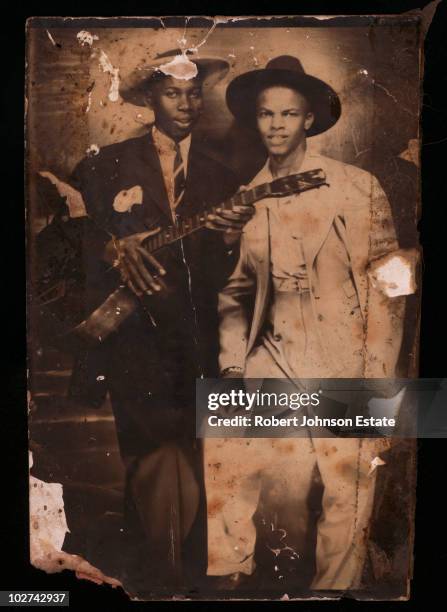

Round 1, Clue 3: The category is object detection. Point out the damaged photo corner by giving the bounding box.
[25,5,440,603]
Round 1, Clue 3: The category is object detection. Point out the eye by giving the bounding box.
[165,90,178,99]
[189,89,202,99]
[257,110,269,118]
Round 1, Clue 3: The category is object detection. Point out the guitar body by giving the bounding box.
[66,232,202,348]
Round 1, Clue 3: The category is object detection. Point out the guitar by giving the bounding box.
[36,168,328,347]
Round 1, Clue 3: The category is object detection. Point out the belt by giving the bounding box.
[272,276,310,293]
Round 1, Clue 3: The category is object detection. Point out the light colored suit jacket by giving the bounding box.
[219,150,405,378]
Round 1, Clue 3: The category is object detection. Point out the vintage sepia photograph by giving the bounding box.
[26,14,423,601]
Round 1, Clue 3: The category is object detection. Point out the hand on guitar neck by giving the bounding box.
[205,186,255,247]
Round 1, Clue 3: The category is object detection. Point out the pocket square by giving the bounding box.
[113,185,143,213]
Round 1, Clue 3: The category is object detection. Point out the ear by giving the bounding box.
[304,112,315,132]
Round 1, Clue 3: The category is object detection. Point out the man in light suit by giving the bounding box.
[204,56,406,591]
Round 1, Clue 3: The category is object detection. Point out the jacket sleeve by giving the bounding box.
[70,157,114,234]
[362,175,406,378]
[218,233,256,373]
[69,158,113,254]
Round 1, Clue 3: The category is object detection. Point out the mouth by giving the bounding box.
[174,118,194,128]
[267,135,289,145]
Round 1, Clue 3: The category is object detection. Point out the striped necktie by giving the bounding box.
[173,142,186,211]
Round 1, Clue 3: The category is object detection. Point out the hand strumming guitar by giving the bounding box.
[104,228,168,297]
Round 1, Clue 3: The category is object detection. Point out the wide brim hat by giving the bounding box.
[226,56,341,137]
[120,48,230,107]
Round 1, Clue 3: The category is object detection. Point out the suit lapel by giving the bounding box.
[137,131,173,221]
[298,186,336,269]
[297,152,336,268]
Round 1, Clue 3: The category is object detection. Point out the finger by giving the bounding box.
[118,258,132,285]
[206,221,245,234]
[205,221,227,232]
[207,214,244,229]
[155,276,169,293]
[126,255,160,294]
[138,248,167,276]
[127,251,162,287]
[207,215,243,227]
[223,205,255,217]
[137,226,162,242]
[120,260,145,296]
[128,278,146,297]
[227,204,255,211]
[127,260,151,294]
[214,209,253,222]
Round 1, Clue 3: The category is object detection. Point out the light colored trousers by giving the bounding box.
[205,324,389,591]
[204,434,387,590]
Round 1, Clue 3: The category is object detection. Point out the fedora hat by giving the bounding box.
[226,55,341,137]
[120,48,230,107]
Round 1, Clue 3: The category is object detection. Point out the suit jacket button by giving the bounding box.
[318,314,324,321]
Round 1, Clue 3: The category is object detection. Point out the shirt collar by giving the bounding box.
[152,125,192,163]
[250,145,322,187]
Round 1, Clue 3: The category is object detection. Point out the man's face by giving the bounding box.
[147,76,203,141]
[256,86,314,157]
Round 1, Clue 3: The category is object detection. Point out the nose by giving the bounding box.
[177,93,192,112]
[270,113,285,130]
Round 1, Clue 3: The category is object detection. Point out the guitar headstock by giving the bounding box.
[269,168,327,197]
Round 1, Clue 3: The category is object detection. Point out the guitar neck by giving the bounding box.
[143,170,326,253]
[143,182,270,252]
